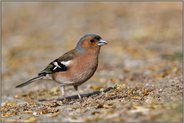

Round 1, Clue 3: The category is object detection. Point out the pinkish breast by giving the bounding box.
[70,54,98,86]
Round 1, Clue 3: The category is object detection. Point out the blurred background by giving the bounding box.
[2,2,182,94]
[1,2,183,122]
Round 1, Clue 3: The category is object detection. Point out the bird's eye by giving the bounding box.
[90,40,95,43]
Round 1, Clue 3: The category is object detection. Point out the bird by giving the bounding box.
[16,34,107,99]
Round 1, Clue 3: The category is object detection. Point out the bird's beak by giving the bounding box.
[98,39,107,46]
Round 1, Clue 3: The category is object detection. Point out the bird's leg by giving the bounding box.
[74,86,82,99]
[61,85,66,100]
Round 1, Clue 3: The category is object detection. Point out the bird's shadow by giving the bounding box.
[38,86,116,102]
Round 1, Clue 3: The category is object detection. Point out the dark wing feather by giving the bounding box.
[38,49,76,75]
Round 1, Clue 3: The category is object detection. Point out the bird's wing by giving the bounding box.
[38,49,76,75]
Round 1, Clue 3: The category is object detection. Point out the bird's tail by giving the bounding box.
[15,74,45,88]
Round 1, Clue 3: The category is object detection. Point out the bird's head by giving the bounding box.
[75,34,107,53]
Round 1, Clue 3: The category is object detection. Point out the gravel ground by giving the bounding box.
[1,2,183,122]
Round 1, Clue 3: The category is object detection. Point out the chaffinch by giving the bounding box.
[16,34,107,99]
